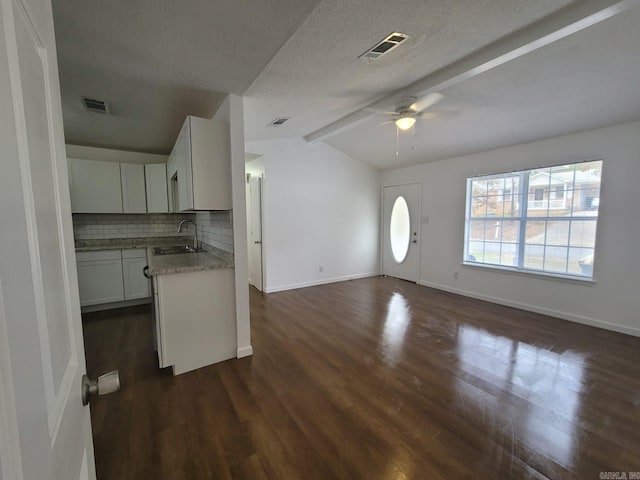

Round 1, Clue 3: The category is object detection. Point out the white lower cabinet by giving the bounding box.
[76,250,125,306]
[76,248,150,308]
[154,268,236,374]
[122,249,150,300]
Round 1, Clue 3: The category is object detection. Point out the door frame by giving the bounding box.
[380,181,423,281]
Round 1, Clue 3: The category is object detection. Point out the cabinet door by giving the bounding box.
[167,152,177,213]
[174,120,194,211]
[145,163,169,213]
[120,163,147,213]
[76,259,125,306]
[123,256,150,300]
[68,158,122,213]
[190,116,232,210]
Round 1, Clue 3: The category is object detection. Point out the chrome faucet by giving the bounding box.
[177,220,198,250]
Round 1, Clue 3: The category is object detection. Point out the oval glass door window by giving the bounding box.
[390,196,411,263]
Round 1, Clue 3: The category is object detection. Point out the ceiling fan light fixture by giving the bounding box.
[395,116,416,130]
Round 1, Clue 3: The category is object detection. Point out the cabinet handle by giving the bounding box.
[143,265,150,279]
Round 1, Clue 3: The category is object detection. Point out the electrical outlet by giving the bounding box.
[453,271,459,279]
[319,266,324,273]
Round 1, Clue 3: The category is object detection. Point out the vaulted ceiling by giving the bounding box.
[54,0,640,169]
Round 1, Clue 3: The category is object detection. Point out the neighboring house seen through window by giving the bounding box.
[464,160,602,279]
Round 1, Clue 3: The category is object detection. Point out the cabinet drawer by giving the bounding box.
[76,249,122,262]
[122,248,147,259]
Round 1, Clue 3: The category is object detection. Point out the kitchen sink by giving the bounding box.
[153,245,202,255]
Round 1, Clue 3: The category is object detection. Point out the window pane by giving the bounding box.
[390,196,411,263]
[487,177,504,195]
[500,243,517,267]
[470,196,488,218]
[544,246,568,273]
[486,195,504,217]
[524,244,545,269]
[499,220,520,243]
[572,188,600,214]
[468,220,489,241]
[483,242,502,265]
[568,247,594,276]
[545,220,570,246]
[471,179,488,196]
[467,241,484,262]
[569,220,597,247]
[525,221,546,245]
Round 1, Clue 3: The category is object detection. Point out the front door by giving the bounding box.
[382,183,421,282]
[0,0,96,478]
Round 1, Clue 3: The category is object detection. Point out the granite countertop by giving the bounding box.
[147,246,234,276]
[75,236,234,275]
[75,236,193,252]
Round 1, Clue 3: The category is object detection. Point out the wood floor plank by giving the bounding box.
[83,277,640,479]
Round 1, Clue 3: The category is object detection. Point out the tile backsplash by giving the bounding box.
[72,212,234,253]
[196,211,234,253]
[72,213,196,240]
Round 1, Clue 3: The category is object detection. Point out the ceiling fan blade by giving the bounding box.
[410,92,443,113]
[364,107,399,115]
[377,120,395,127]
[419,109,461,120]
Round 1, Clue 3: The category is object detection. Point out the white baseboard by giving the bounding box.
[418,280,640,337]
[265,272,379,294]
[237,345,253,358]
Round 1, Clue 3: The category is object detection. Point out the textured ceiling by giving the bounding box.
[53,0,320,153]
[324,6,640,169]
[244,0,573,142]
[54,0,640,166]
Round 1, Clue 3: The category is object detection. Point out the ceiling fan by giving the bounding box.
[367,92,446,130]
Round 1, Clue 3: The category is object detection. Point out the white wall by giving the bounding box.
[382,120,640,336]
[214,95,252,358]
[246,138,380,292]
[65,144,168,164]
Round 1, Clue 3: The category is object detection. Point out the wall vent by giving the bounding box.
[267,117,290,127]
[81,96,110,114]
[359,32,409,61]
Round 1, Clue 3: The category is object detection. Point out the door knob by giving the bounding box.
[82,370,120,406]
[254,241,262,244]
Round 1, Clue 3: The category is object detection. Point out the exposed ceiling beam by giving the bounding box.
[305,0,640,143]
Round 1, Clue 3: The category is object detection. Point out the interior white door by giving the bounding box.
[382,183,421,282]
[0,0,96,478]
[249,176,263,291]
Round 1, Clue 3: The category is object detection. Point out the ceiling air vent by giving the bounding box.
[359,32,409,61]
[267,117,290,127]
[81,96,110,114]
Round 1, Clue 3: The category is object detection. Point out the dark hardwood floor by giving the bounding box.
[83,276,640,479]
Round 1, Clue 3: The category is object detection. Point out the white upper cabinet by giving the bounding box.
[69,158,123,213]
[168,116,232,211]
[173,121,193,211]
[120,163,147,213]
[69,159,172,214]
[144,163,169,213]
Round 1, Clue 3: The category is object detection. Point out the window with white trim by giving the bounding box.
[464,160,602,279]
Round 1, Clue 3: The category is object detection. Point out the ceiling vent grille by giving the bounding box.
[81,96,110,114]
[267,117,290,127]
[359,32,409,61]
